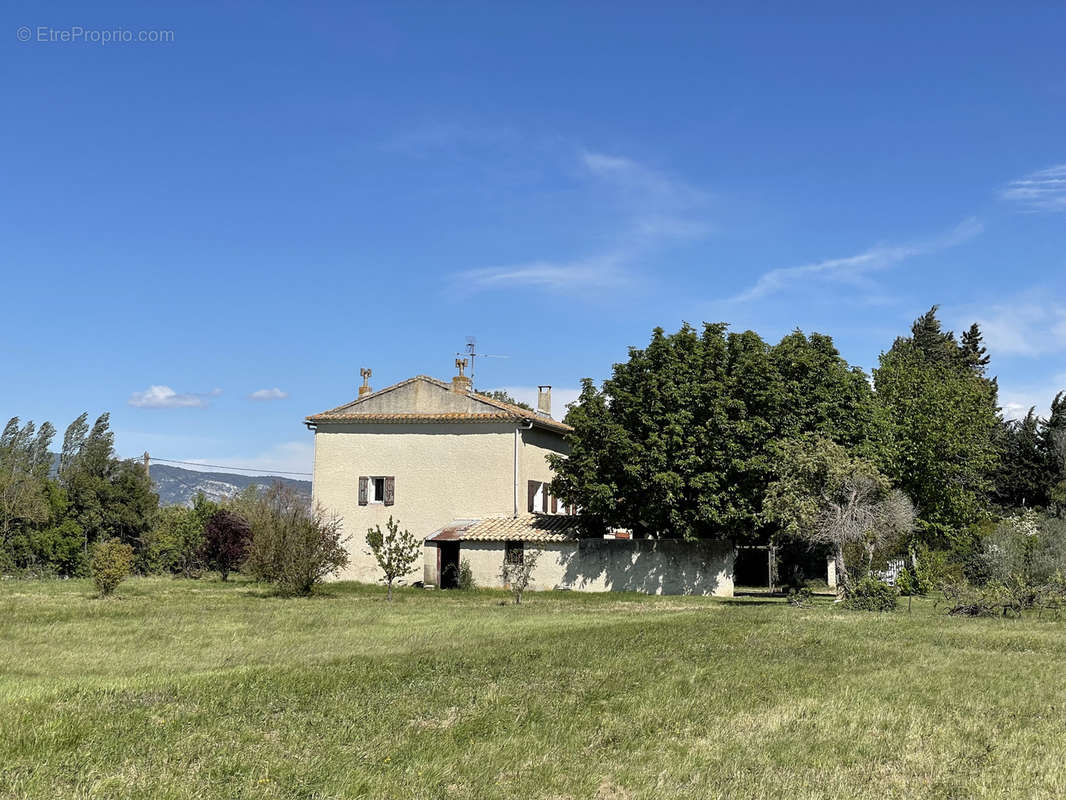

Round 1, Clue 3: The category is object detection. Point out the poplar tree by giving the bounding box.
[874,308,1000,543]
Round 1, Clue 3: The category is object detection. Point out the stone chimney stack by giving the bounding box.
[537,385,552,417]
[358,367,373,398]
[452,358,472,393]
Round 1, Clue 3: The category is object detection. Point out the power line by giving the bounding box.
[148,456,312,477]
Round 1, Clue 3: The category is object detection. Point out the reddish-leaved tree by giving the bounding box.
[202,509,251,581]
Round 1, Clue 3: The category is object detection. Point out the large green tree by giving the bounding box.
[0,418,56,566]
[994,392,1066,514]
[1043,393,1066,514]
[873,308,1000,542]
[550,323,887,540]
[59,412,158,558]
[994,408,1049,510]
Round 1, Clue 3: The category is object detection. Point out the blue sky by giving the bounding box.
[3,2,1065,475]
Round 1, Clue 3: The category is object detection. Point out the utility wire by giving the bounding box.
[146,456,312,477]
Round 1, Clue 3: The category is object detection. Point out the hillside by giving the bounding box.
[148,464,312,507]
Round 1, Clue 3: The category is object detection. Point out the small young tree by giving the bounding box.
[91,538,134,596]
[201,509,251,580]
[500,547,541,604]
[366,516,421,601]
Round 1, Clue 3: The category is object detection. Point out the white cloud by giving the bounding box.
[249,387,289,401]
[959,298,1066,357]
[731,217,983,303]
[128,385,216,409]
[999,375,1066,421]
[456,150,711,293]
[1002,164,1066,212]
[460,253,630,291]
[580,150,708,209]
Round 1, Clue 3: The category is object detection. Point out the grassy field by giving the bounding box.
[3,579,1066,799]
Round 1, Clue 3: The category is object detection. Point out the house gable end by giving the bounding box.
[306,375,572,434]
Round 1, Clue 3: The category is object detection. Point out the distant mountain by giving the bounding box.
[45,453,310,508]
[148,464,311,507]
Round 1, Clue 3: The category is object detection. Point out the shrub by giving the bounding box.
[241,484,350,596]
[91,538,134,596]
[895,566,918,596]
[500,548,540,605]
[366,516,421,601]
[843,576,898,612]
[21,519,85,577]
[139,506,202,576]
[201,509,251,580]
[787,587,813,607]
[945,569,1066,618]
[458,557,475,590]
[965,511,1066,613]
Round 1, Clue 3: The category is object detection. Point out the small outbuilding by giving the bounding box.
[426,513,734,596]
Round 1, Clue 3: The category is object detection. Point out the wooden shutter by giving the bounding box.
[551,495,558,514]
[383,476,395,506]
[358,476,368,506]
[527,480,538,513]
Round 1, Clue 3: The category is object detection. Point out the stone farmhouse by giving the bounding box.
[305,365,735,596]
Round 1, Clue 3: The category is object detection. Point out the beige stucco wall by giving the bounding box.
[312,419,570,584]
[520,425,568,489]
[458,539,735,597]
[313,422,515,582]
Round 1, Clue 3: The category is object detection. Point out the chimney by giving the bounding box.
[537,385,552,417]
[358,367,372,398]
[452,358,472,393]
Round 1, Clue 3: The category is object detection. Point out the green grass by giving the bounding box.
[3,579,1066,799]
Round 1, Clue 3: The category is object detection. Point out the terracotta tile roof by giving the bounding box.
[306,375,572,433]
[426,514,585,543]
[306,412,521,423]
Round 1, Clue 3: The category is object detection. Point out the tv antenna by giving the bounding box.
[458,335,509,388]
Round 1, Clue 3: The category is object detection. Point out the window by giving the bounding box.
[358,476,395,506]
[527,480,546,513]
[504,540,524,565]
[528,480,568,514]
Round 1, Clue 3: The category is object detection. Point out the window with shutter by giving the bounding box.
[527,480,538,513]
[358,476,368,506]
[383,476,395,506]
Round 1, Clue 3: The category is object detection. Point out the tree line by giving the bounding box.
[549,307,1066,609]
[0,413,348,594]
[1,412,156,576]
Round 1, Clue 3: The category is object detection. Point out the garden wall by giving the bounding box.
[458,538,734,597]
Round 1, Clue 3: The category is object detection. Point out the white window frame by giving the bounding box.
[369,476,387,504]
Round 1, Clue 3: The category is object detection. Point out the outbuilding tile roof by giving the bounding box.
[427,514,585,543]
